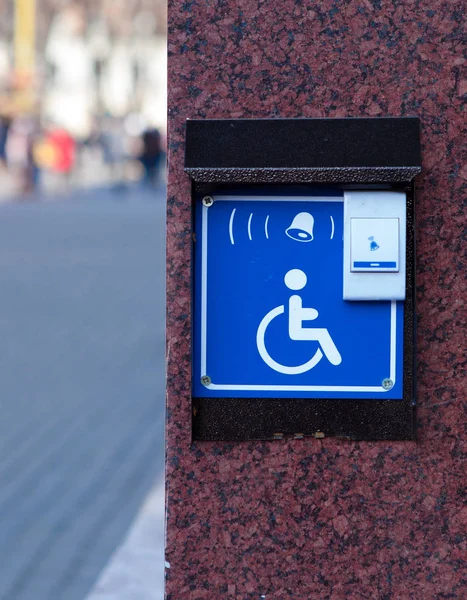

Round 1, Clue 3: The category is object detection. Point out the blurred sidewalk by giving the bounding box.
[85,476,165,600]
[0,187,166,600]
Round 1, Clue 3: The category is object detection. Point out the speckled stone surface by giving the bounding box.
[166,1,467,598]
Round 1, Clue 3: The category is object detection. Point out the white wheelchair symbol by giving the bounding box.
[256,269,342,375]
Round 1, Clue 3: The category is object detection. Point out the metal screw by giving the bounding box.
[382,378,394,390]
[201,375,211,386]
[202,196,214,207]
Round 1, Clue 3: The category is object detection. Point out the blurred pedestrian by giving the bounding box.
[100,116,128,190]
[138,127,164,187]
[48,128,76,176]
[37,126,76,191]
[5,115,41,196]
[24,123,41,194]
[0,115,11,167]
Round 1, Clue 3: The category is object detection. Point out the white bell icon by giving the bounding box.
[285,212,314,242]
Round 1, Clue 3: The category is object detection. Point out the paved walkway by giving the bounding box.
[0,186,165,600]
[86,475,165,600]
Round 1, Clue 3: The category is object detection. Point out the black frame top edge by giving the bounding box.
[185,117,421,172]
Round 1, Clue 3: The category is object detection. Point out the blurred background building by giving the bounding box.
[0,0,167,194]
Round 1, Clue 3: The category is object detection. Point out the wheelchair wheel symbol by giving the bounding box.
[256,305,324,375]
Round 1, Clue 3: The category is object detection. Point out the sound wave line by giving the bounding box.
[229,208,236,245]
[330,216,335,240]
[265,215,270,239]
[248,213,253,241]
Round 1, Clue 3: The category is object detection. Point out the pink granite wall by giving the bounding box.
[166,1,467,598]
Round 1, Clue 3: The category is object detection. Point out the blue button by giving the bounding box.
[353,261,397,269]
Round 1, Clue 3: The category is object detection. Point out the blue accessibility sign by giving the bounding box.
[193,192,404,399]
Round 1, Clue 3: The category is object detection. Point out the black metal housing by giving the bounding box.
[186,118,421,441]
[185,117,421,184]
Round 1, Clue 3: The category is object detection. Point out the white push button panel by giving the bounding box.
[344,191,406,301]
[350,218,399,273]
